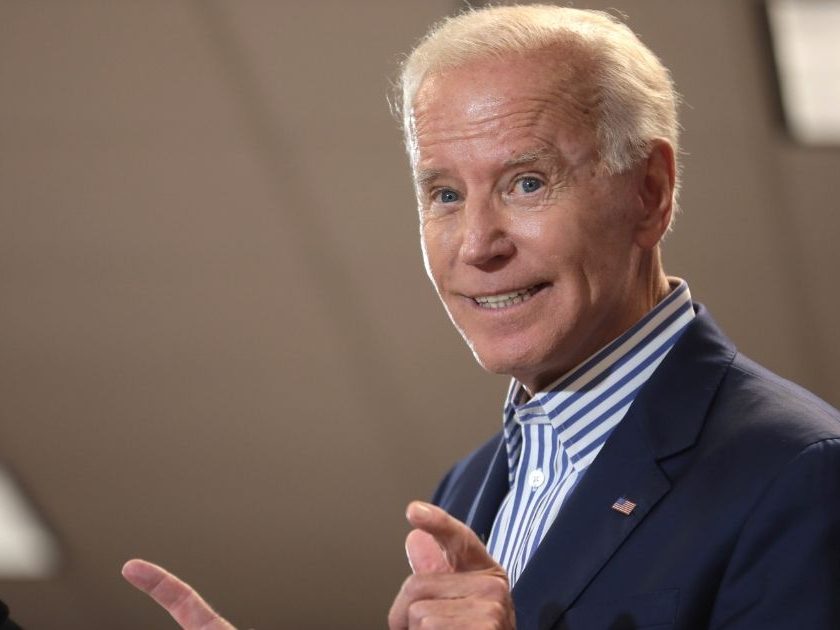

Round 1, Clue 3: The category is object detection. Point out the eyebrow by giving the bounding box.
[414,147,564,189]
[503,147,563,168]
[415,168,443,189]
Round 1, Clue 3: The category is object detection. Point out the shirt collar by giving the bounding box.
[501,279,694,479]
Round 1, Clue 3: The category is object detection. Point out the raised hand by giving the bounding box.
[388,501,516,629]
[122,559,236,630]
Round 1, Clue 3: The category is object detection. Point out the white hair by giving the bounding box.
[398,4,680,193]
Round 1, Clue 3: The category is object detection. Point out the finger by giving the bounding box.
[389,573,510,629]
[406,502,498,572]
[407,597,514,630]
[406,529,451,575]
[122,559,235,630]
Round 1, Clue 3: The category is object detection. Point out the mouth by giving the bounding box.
[471,283,548,310]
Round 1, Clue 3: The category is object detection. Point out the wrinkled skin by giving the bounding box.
[388,502,515,630]
[412,51,674,394]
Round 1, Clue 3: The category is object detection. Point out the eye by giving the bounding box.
[433,188,460,204]
[515,176,543,194]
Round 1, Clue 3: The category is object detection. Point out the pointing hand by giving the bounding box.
[122,559,236,630]
[388,501,516,629]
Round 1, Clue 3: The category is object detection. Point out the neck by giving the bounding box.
[643,248,672,312]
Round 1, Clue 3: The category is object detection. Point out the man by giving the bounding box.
[123,5,840,629]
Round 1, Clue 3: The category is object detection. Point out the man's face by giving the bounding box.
[412,52,655,392]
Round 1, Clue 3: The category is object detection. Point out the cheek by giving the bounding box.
[519,213,588,269]
[510,210,548,241]
[524,212,625,293]
[419,232,436,286]
[420,229,446,290]
[420,221,459,275]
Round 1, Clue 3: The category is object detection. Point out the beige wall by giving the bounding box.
[0,1,837,627]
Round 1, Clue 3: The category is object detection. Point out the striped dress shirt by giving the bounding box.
[487,280,695,586]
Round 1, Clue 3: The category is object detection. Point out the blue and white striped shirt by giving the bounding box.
[487,280,695,586]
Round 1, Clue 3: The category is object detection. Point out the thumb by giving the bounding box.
[405,501,498,573]
[405,529,452,575]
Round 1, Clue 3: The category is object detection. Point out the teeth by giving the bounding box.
[474,286,539,309]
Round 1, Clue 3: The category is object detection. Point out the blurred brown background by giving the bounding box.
[0,0,837,627]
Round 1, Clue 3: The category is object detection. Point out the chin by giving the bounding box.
[467,337,544,381]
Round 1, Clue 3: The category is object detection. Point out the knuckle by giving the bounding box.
[401,574,421,599]
[417,617,442,630]
[407,601,427,625]
[487,599,507,619]
[477,573,508,600]
[404,573,435,601]
[489,576,509,599]
[387,603,400,629]
[388,602,411,630]
[387,580,411,629]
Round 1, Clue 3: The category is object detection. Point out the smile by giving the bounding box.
[472,284,545,309]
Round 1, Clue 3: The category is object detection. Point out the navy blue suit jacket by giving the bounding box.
[432,306,840,629]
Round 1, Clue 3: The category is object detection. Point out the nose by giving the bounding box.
[458,200,515,267]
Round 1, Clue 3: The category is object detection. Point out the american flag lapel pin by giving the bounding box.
[611,496,637,516]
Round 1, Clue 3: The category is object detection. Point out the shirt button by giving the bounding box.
[528,468,545,489]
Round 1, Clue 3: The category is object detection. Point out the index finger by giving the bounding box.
[405,502,498,573]
[122,559,235,630]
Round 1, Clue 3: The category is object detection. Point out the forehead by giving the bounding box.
[411,49,599,166]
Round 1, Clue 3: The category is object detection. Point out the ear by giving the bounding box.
[634,139,676,250]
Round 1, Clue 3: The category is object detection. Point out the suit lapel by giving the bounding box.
[464,438,510,542]
[436,434,510,543]
[511,410,670,629]
[512,305,736,629]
